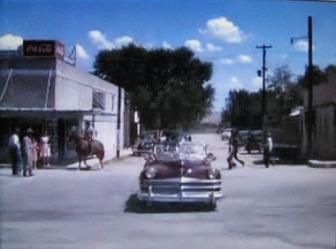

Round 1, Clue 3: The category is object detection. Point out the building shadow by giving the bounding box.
[124,193,216,214]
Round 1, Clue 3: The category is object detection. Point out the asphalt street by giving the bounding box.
[1,133,336,249]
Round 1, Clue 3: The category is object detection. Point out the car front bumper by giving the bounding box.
[137,177,222,204]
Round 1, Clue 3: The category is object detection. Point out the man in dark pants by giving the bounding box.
[227,131,245,169]
[9,128,22,176]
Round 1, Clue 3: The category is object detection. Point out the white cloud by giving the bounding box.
[206,43,222,52]
[0,34,23,50]
[144,42,154,49]
[76,44,89,60]
[294,40,308,52]
[252,77,262,87]
[220,58,234,65]
[220,54,253,65]
[293,40,314,52]
[184,39,204,52]
[184,40,223,53]
[162,41,172,49]
[227,76,243,89]
[88,30,114,49]
[236,54,253,64]
[200,17,245,43]
[115,36,134,47]
[88,30,136,50]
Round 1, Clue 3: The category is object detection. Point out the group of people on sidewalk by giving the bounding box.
[227,130,273,169]
[9,128,51,177]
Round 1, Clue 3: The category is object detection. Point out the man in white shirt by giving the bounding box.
[264,132,274,168]
[9,128,22,176]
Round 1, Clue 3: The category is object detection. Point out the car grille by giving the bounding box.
[141,178,221,194]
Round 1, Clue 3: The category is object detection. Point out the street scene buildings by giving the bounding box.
[0,1,335,249]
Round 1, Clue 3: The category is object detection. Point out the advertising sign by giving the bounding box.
[23,40,65,58]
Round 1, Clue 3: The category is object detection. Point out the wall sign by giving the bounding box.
[23,40,65,58]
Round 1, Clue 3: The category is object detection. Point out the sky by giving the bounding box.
[1,0,336,112]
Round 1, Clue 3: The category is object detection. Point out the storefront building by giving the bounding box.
[0,40,127,164]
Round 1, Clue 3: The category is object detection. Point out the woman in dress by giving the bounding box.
[39,131,51,167]
[32,137,39,170]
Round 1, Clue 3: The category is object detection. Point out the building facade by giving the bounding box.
[303,69,336,160]
[0,40,127,164]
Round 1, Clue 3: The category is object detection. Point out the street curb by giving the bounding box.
[308,160,336,169]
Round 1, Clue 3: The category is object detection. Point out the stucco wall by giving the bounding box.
[313,105,336,159]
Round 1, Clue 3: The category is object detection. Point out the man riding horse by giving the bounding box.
[84,126,95,155]
[69,126,104,170]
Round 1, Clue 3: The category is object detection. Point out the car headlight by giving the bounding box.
[145,167,157,179]
[208,168,217,179]
[186,168,193,175]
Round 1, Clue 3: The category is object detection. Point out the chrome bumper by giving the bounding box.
[137,177,222,203]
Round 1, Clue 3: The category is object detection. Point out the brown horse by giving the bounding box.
[69,131,105,169]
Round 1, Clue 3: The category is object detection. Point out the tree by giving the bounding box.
[268,65,303,117]
[221,66,303,128]
[298,65,327,88]
[93,45,214,130]
[222,90,262,129]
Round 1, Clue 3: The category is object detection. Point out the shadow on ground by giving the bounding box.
[124,194,216,214]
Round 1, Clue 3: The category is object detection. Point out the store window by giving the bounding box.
[111,94,115,111]
[92,90,105,109]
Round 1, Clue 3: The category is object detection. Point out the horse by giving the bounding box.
[69,130,105,170]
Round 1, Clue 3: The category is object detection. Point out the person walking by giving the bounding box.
[22,128,34,177]
[8,128,22,176]
[227,131,245,169]
[264,132,274,168]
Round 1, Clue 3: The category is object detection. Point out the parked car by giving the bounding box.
[137,142,222,209]
[221,128,232,141]
[246,130,263,154]
[132,131,158,156]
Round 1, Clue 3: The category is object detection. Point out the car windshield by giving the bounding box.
[154,142,206,162]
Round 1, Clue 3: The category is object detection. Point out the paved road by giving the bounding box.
[1,133,336,249]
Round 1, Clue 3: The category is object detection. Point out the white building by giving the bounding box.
[302,68,336,160]
[0,40,127,163]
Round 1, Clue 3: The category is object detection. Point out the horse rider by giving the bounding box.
[84,126,95,154]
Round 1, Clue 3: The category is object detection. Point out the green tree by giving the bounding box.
[93,45,214,130]
[298,65,327,88]
[221,66,303,128]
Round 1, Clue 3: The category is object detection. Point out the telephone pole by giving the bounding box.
[116,85,121,158]
[307,16,313,158]
[256,44,272,130]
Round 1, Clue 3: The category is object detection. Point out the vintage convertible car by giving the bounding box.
[137,142,222,208]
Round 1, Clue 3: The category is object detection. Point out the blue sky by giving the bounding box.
[1,0,335,112]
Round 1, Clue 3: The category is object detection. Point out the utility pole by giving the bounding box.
[116,85,121,158]
[256,44,272,130]
[290,16,313,158]
[307,16,313,158]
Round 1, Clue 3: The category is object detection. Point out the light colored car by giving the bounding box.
[221,128,232,141]
[137,142,222,209]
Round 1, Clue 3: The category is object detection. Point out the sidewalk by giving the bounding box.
[0,148,133,170]
[308,159,336,168]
